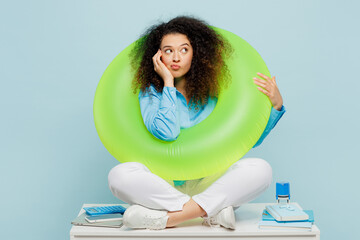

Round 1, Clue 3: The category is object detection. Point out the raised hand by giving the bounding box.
[253,72,283,111]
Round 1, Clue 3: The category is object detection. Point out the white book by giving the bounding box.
[71,213,123,228]
[259,220,312,231]
[265,204,309,221]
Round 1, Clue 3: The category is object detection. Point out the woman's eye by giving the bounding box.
[181,48,188,53]
[165,49,171,54]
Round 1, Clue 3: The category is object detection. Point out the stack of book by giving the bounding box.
[258,204,314,231]
[71,205,126,228]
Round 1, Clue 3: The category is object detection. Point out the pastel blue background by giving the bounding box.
[1,0,359,239]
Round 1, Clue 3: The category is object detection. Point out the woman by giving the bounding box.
[108,16,285,230]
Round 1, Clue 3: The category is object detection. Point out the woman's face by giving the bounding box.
[160,33,193,80]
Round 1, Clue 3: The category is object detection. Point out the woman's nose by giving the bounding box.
[173,51,180,62]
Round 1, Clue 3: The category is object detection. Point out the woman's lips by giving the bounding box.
[171,65,180,70]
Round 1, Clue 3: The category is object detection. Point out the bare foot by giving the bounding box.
[166,198,207,227]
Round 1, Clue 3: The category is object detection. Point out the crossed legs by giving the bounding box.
[108,158,272,227]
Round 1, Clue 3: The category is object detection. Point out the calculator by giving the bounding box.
[83,205,127,216]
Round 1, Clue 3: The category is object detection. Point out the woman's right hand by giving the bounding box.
[152,49,174,87]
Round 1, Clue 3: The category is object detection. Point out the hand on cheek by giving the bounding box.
[152,50,174,86]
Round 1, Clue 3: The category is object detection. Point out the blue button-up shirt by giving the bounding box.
[139,85,286,186]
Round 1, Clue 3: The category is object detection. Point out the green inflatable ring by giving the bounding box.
[94,27,271,180]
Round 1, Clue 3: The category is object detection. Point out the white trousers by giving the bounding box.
[108,158,272,217]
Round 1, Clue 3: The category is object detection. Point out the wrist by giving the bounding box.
[164,78,174,87]
[273,104,282,111]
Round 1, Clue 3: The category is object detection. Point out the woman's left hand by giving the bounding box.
[253,72,283,111]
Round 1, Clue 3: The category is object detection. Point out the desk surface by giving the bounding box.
[70,202,320,240]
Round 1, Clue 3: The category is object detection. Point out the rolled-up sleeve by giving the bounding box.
[139,86,180,141]
[253,105,286,148]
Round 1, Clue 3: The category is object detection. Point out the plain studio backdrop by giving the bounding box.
[1,0,359,239]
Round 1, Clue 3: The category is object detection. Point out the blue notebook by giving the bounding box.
[262,210,314,223]
[265,204,309,221]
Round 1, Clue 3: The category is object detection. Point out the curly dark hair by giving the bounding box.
[130,15,233,108]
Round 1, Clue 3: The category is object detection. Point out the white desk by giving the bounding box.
[70,203,320,240]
